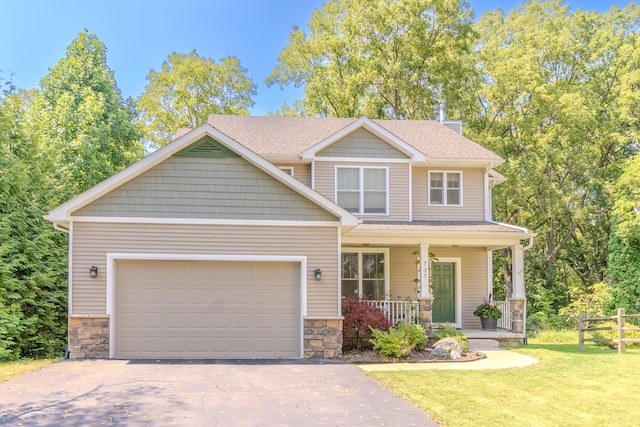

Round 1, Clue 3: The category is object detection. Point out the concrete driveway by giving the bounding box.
[0,359,437,426]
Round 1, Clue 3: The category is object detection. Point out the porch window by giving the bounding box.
[341,250,388,299]
[429,171,462,206]
[336,166,388,214]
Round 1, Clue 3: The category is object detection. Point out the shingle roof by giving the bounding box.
[206,115,502,162]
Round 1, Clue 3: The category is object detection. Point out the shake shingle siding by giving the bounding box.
[73,156,337,221]
[317,128,409,159]
[71,223,340,316]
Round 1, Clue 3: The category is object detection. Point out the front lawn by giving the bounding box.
[0,359,57,383]
[366,336,640,426]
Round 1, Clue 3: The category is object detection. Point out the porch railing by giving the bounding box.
[494,300,512,330]
[365,300,420,326]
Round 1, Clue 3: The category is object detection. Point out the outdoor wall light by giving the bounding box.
[314,268,322,281]
[89,265,98,279]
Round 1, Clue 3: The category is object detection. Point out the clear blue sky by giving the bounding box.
[1,0,627,116]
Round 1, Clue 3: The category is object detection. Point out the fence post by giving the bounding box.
[578,313,584,351]
[618,308,625,354]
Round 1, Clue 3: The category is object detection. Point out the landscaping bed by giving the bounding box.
[340,349,486,364]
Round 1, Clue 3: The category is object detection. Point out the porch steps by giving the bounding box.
[467,339,500,350]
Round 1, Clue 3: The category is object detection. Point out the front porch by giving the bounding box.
[365,299,526,344]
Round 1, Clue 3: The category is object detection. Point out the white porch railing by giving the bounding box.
[365,300,420,326]
[494,300,512,330]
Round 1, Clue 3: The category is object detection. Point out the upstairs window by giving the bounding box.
[336,166,388,214]
[429,171,462,206]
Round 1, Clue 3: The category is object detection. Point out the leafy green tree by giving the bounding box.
[608,154,640,313]
[30,30,143,196]
[137,51,257,148]
[0,90,68,360]
[266,0,476,119]
[467,1,640,316]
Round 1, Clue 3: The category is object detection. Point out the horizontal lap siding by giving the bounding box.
[71,223,339,317]
[73,156,335,221]
[432,247,487,328]
[389,246,419,299]
[274,163,311,188]
[314,161,410,222]
[412,167,485,221]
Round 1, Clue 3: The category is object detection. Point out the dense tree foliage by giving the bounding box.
[30,30,144,197]
[0,90,68,360]
[267,0,476,119]
[467,1,640,320]
[138,51,257,148]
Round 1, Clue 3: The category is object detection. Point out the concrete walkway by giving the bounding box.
[358,348,538,372]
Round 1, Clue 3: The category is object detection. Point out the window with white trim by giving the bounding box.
[341,250,388,299]
[336,166,388,214]
[429,171,462,206]
[279,167,294,176]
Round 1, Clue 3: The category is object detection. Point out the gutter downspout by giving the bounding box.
[52,223,70,234]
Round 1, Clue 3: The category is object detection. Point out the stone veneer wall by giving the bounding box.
[304,317,343,359]
[68,315,110,359]
[509,299,526,334]
[418,297,434,332]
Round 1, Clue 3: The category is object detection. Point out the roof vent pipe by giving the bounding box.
[438,102,447,123]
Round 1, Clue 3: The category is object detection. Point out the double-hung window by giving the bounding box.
[341,250,388,299]
[336,166,388,214]
[429,171,462,206]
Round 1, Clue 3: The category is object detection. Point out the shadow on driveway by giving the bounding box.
[0,359,437,426]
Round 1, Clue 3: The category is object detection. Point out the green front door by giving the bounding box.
[432,262,455,323]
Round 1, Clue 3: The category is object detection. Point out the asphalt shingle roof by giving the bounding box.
[206,115,503,162]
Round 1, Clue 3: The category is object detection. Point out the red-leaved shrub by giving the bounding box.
[342,298,392,350]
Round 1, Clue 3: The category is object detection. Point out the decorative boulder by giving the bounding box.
[433,337,463,352]
[450,349,462,360]
[431,347,449,357]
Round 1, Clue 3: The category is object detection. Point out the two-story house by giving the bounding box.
[45,115,533,360]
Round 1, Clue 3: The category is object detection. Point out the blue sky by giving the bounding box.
[1,0,627,116]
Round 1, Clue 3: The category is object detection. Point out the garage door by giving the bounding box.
[114,260,301,359]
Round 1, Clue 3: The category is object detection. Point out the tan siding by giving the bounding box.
[412,167,485,221]
[317,128,409,159]
[71,223,339,317]
[432,247,488,328]
[389,246,419,299]
[274,163,312,188]
[314,161,410,221]
[73,156,336,221]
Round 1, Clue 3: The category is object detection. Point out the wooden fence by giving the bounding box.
[578,308,640,354]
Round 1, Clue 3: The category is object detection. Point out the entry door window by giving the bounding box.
[341,250,387,299]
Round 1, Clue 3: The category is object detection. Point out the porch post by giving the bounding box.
[419,243,431,298]
[510,244,526,334]
[418,244,433,332]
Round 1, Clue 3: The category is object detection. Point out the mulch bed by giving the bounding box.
[339,349,486,364]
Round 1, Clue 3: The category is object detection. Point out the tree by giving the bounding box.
[137,51,257,148]
[467,1,640,316]
[266,0,476,119]
[608,154,640,313]
[0,90,68,360]
[30,30,143,197]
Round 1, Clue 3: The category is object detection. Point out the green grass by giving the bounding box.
[367,338,640,427]
[0,359,57,383]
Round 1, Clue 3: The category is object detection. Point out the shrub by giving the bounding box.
[434,325,469,352]
[370,322,427,358]
[342,298,392,350]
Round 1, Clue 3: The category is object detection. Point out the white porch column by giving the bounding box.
[419,243,431,298]
[512,244,525,299]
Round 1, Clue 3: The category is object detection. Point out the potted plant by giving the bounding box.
[473,296,502,331]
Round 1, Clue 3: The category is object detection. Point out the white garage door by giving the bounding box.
[114,260,301,359]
